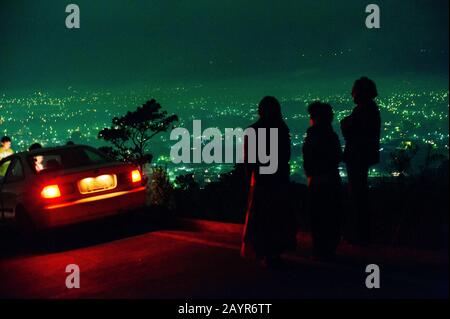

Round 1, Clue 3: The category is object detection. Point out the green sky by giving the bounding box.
[1,0,448,92]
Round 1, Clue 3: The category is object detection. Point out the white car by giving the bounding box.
[0,144,147,233]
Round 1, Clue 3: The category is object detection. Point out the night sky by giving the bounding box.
[1,0,448,93]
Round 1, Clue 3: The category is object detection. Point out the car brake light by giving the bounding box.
[41,185,61,199]
[131,170,142,183]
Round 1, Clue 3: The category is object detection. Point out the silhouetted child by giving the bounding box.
[341,77,381,244]
[303,102,342,261]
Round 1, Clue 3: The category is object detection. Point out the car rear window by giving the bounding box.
[27,146,110,173]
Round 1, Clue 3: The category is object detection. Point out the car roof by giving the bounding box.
[15,144,91,157]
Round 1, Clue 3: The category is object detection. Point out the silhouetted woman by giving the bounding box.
[341,77,381,244]
[241,96,296,267]
[303,101,342,261]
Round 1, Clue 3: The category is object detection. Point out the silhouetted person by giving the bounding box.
[28,143,42,151]
[303,102,342,261]
[241,96,296,267]
[341,77,381,244]
[28,143,44,171]
[0,136,14,177]
[0,136,14,160]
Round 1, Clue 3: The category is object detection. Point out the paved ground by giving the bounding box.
[0,213,448,299]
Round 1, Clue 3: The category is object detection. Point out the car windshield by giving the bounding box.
[27,146,110,174]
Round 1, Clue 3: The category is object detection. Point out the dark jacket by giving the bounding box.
[303,124,343,258]
[244,118,291,183]
[341,100,381,167]
[303,124,342,180]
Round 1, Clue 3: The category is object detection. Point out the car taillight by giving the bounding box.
[41,185,61,199]
[131,170,142,183]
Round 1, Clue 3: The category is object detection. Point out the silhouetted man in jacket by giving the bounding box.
[341,77,381,244]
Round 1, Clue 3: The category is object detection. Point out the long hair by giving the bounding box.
[352,76,378,102]
[257,96,289,133]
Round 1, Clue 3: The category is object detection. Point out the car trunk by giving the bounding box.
[36,162,144,204]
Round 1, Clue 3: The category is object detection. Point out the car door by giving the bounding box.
[0,156,26,221]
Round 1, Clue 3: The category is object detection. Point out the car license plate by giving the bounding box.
[78,174,117,194]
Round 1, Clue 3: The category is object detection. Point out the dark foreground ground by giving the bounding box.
[0,211,448,299]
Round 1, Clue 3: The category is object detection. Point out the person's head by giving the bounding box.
[258,96,283,121]
[1,136,11,149]
[28,143,42,151]
[308,101,334,126]
[352,76,378,104]
[66,141,75,145]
